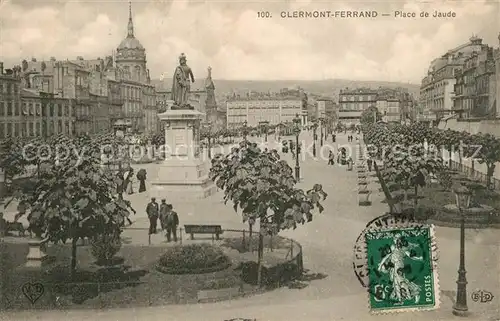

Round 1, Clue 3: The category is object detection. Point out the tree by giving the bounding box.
[17,135,134,278]
[209,141,327,286]
[465,133,500,189]
[382,145,445,206]
[360,106,382,127]
[0,137,28,183]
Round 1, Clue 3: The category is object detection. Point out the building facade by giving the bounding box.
[226,90,305,129]
[419,36,486,121]
[0,3,159,137]
[338,87,377,124]
[495,34,500,118]
[453,46,496,118]
[0,64,22,138]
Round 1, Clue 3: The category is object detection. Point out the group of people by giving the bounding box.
[118,167,148,196]
[347,135,358,142]
[146,197,180,242]
[281,140,301,157]
[326,148,353,167]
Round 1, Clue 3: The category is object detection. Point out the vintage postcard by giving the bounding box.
[1,0,499,320]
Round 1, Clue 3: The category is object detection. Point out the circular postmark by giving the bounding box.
[352,212,438,288]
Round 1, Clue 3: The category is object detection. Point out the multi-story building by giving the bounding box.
[0,64,22,138]
[494,34,500,118]
[338,87,377,124]
[376,98,400,122]
[420,36,486,121]
[315,98,337,132]
[453,45,496,118]
[226,90,305,129]
[8,3,156,136]
[22,89,75,137]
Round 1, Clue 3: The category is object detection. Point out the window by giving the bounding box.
[58,120,62,133]
[36,122,41,135]
[7,102,12,116]
[50,104,54,117]
[21,122,26,136]
[65,105,70,116]
[15,101,20,116]
[58,104,62,117]
[0,123,4,138]
[7,123,12,136]
[29,122,34,136]
[0,102,4,116]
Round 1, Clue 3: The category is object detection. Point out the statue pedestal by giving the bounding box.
[151,108,216,200]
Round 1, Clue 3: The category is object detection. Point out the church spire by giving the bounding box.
[127,1,134,38]
[205,66,215,90]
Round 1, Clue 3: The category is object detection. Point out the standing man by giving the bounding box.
[165,204,179,242]
[159,199,168,231]
[367,157,373,172]
[146,197,159,235]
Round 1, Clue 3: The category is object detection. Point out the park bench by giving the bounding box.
[184,224,223,240]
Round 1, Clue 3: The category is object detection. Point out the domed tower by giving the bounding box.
[115,2,147,83]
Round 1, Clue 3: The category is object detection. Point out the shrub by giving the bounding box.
[157,244,231,274]
[90,232,122,265]
[202,274,241,290]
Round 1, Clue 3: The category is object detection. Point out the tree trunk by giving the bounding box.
[248,222,253,252]
[414,185,418,207]
[257,232,264,287]
[486,163,495,189]
[70,237,78,280]
[207,137,212,159]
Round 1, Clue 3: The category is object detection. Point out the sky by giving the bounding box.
[0,0,499,84]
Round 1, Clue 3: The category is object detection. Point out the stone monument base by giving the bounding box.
[151,158,216,200]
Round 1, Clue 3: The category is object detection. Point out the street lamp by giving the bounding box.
[452,185,472,317]
[312,122,318,157]
[293,114,301,180]
[319,118,325,146]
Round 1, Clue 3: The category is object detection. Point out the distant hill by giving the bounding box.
[151,79,420,106]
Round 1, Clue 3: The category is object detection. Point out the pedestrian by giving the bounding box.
[328,151,335,165]
[347,156,354,171]
[159,199,168,230]
[124,168,135,195]
[146,197,159,235]
[137,168,147,193]
[165,204,179,242]
[367,158,373,172]
[332,134,336,143]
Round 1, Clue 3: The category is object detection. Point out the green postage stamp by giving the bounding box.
[364,225,439,313]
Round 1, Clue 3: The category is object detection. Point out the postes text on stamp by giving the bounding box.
[364,225,439,313]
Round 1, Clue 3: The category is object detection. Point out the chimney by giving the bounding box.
[0,62,3,74]
[31,57,37,62]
